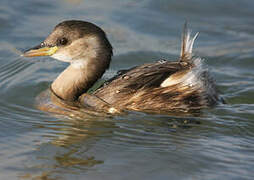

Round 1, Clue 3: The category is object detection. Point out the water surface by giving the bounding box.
[0,0,254,179]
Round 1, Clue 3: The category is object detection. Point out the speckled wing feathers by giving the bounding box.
[93,61,204,112]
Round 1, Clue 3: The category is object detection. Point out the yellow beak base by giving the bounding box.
[23,46,58,57]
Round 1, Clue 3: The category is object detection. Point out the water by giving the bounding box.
[0,0,254,179]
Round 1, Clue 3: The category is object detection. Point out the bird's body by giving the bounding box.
[23,20,219,115]
[93,60,218,113]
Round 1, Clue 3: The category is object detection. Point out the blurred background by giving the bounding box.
[0,0,254,179]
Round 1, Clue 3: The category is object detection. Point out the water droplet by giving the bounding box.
[158,59,167,64]
[122,75,130,80]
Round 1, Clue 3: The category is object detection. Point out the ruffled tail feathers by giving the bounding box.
[180,22,199,63]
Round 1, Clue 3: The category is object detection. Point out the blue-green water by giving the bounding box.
[0,0,254,179]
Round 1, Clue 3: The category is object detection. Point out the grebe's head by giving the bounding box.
[23,20,112,69]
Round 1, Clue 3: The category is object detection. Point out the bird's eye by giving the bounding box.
[58,38,68,46]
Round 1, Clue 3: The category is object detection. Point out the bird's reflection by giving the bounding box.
[55,149,103,168]
[19,91,205,180]
[47,115,116,146]
[19,111,117,180]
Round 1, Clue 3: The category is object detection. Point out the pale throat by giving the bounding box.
[51,61,87,101]
[50,35,111,101]
[51,57,108,102]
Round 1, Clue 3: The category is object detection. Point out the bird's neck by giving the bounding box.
[51,58,107,101]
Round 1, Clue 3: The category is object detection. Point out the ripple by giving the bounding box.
[0,58,33,91]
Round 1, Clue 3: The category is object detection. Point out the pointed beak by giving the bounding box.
[22,43,58,57]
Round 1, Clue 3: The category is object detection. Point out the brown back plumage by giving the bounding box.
[94,23,218,113]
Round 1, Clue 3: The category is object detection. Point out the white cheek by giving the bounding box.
[51,51,72,62]
[50,35,99,63]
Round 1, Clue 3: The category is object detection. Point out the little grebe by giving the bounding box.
[23,20,219,115]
